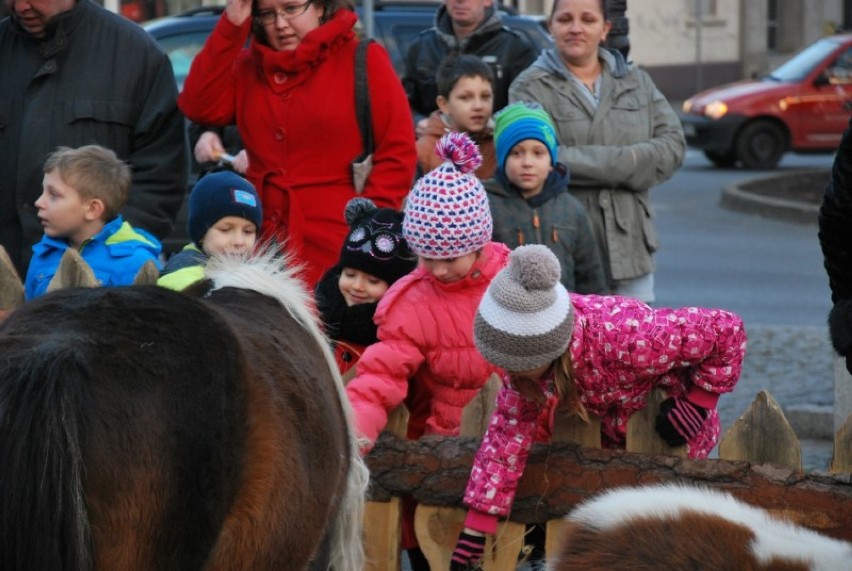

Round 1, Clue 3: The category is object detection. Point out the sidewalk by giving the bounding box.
[716,324,835,471]
[717,170,837,472]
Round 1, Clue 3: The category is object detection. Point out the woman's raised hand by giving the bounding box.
[225,0,253,26]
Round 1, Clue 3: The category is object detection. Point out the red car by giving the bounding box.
[679,34,852,168]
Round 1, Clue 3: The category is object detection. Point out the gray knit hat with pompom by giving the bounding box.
[474,245,574,371]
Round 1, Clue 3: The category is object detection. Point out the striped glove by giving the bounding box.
[450,530,486,570]
[655,397,709,447]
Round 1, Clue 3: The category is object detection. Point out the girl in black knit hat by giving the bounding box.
[315,197,417,378]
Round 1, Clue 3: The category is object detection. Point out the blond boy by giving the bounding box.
[24,145,161,299]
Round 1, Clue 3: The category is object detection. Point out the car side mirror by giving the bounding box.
[814,72,831,86]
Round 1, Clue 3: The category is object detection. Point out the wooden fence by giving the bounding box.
[361,375,852,571]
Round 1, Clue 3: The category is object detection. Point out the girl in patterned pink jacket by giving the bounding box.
[450,244,747,570]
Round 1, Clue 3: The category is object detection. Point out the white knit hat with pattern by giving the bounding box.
[474,245,574,371]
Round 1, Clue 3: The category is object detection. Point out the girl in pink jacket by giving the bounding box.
[450,244,747,570]
[345,133,510,569]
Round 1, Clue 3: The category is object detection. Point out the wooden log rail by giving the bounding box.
[364,433,852,542]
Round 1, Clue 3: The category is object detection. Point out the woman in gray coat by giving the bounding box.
[509,0,685,303]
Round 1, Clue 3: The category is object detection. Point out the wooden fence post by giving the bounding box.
[0,246,24,320]
[545,404,602,561]
[133,260,160,285]
[46,249,98,292]
[363,405,409,571]
[719,390,802,470]
[831,415,851,474]
[626,388,687,457]
[417,374,527,570]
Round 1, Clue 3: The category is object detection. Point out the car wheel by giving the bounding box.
[735,120,786,169]
[704,150,737,168]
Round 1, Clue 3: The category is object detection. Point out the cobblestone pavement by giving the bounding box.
[715,323,835,471]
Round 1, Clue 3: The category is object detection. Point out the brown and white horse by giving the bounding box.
[549,483,852,571]
[0,251,368,570]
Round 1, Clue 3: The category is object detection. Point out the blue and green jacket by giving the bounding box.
[25,216,162,299]
[156,243,207,291]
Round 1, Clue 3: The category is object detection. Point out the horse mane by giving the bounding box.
[204,248,369,571]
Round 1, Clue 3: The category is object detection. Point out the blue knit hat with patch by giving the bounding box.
[494,102,559,175]
[188,171,262,248]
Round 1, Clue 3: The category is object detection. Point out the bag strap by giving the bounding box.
[355,39,374,155]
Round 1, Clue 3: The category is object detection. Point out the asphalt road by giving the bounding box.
[653,150,833,327]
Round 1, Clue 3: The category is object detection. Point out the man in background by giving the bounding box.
[0,0,188,275]
[403,0,537,123]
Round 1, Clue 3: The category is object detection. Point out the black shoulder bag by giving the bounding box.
[351,39,375,195]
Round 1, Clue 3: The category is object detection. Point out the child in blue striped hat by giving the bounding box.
[485,102,607,295]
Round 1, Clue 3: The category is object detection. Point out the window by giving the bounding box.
[767,0,779,51]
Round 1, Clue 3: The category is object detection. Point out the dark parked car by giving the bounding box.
[143,2,551,254]
[679,34,852,169]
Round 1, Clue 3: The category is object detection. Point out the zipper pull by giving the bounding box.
[517,229,524,245]
[552,227,558,243]
[533,211,540,229]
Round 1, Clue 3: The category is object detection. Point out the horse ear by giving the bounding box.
[0,246,24,315]
[133,260,160,286]
[47,249,98,293]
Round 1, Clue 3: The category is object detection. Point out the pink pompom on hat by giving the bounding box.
[403,132,493,259]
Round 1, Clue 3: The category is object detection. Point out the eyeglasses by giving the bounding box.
[255,1,312,26]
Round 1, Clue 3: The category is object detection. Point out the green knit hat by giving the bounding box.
[494,102,559,175]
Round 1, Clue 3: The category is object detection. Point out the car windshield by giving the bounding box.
[767,38,842,82]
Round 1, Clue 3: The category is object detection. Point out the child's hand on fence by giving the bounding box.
[655,397,709,446]
[450,528,486,570]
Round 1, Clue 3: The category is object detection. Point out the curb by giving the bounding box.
[784,405,835,440]
[719,170,824,224]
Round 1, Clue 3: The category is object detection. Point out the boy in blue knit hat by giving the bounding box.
[158,171,261,291]
[485,102,607,294]
[25,145,162,299]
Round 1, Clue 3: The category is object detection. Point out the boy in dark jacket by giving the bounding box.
[486,102,607,294]
[157,171,261,291]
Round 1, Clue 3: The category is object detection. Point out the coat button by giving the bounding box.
[274,128,284,141]
[274,72,287,84]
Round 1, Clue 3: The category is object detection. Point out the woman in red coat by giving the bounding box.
[179,0,416,288]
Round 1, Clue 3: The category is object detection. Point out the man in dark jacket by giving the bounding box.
[402,0,537,121]
[0,0,188,275]
[819,116,852,375]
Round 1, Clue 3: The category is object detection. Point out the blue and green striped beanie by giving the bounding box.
[494,102,559,175]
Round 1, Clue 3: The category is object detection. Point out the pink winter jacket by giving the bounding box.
[462,294,747,530]
[346,242,511,448]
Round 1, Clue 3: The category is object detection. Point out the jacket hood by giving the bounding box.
[434,4,503,50]
[532,45,630,79]
[34,216,162,259]
[491,162,570,206]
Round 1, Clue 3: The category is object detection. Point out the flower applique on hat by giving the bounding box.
[474,245,574,371]
[403,132,493,259]
[339,197,417,285]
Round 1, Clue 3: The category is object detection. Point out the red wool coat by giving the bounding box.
[179,9,416,288]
